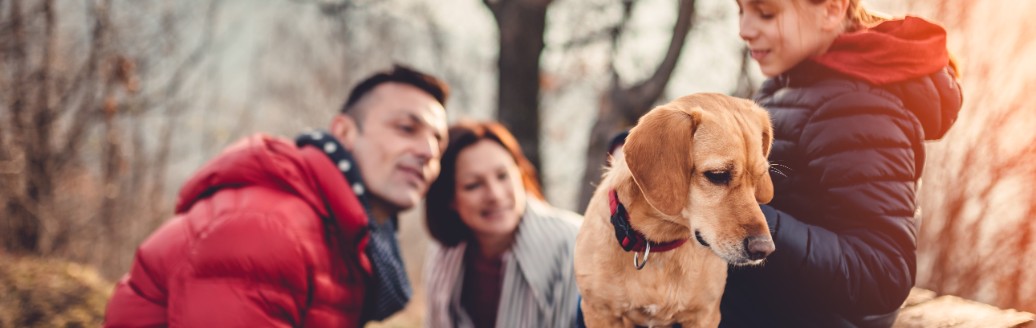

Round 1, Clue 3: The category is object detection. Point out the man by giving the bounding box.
[104,65,449,327]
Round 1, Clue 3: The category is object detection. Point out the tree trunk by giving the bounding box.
[576,0,696,212]
[485,0,551,172]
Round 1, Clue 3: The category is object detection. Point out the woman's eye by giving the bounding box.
[705,171,732,185]
[760,12,774,19]
[463,182,480,191]
[497,172,508,181]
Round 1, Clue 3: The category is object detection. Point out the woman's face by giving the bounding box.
[452,139,526,239]
[737,0,836,76]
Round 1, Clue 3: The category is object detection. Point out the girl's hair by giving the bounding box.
[424,120,545,247]
[807,0,961,77]
[808,0,888,31]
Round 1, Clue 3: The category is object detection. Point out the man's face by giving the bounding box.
[333,82,448,216]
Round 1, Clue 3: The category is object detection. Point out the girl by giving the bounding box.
[423,121,581,328]
[726,0,962,326]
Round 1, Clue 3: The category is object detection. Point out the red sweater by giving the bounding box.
[105,134,372,327]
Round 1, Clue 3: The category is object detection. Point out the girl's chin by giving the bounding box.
[759,65,782,77]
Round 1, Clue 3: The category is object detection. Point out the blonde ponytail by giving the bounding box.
[846,0,890,31]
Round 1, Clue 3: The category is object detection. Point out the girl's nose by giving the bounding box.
[739,19,757,41]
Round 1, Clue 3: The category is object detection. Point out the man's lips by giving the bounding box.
[398,166,425,185]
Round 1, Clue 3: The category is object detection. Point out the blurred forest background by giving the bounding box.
[0,0,1034,326]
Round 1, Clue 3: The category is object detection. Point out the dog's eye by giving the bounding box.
[704,171,732,185]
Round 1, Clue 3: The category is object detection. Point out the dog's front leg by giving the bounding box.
[580,299,627,328]
[678,307,722,328]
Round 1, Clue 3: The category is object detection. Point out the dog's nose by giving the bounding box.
[744,236,775,261]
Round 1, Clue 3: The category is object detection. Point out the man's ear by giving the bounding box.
[330,114,360,150]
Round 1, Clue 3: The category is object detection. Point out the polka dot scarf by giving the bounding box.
[296,130,412,323]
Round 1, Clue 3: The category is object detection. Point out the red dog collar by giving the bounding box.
[609,189,688,253]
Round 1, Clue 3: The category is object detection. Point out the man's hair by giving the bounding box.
[340,64,450,124]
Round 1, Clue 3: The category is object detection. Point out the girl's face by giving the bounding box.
[452,139,526,240]
[737,0,842,76]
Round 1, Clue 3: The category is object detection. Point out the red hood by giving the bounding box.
[175,134,370,265]
[812,16,951,85]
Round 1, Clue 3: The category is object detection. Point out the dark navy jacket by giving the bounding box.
[720,60,962,328]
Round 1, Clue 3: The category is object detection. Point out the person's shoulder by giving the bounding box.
[185,189,328,274]
[758,71,897,114]
[784,73,907,118]
[523,200,581,246]
[528,199,580,228]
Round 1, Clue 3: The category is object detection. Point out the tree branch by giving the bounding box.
[56,0,110,165]
[621,0,695,121]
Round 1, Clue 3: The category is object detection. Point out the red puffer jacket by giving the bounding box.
[104,134,372,327]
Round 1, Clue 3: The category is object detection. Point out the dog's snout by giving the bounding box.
[743,236,775,261]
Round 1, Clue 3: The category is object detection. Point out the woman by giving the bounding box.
[724,0,962,326]
[423,121,581,328]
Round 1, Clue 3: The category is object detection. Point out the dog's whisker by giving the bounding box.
[769,162,793,172]
[768,162,793,179]
[768,167,790,178]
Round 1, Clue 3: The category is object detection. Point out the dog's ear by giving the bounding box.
[756,165,774,204]
[626,106,701,216]
[754,106,774,204]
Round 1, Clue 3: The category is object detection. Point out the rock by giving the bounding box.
[895,288,1035,328]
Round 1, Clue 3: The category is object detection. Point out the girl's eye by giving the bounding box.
[497,172,508,181]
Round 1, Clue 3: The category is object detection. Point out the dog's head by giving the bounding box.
[624,93,775,266]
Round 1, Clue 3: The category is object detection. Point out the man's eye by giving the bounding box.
[705,171,732,185]
[397,124,416,133]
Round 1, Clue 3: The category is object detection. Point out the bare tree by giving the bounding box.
[485,0,553,172]
[576,0,696,211]
[0,0,220,277]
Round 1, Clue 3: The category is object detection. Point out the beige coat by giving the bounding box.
[424,200,581,328]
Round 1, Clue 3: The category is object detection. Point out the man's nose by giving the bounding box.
[412,137,437,164]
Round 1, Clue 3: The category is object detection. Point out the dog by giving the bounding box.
[575,93,776,328]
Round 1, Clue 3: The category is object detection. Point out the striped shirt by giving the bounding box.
[424,199,582,328]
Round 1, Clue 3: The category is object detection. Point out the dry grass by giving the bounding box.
[0,254,112,328]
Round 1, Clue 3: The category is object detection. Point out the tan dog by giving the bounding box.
[575,93,775,328]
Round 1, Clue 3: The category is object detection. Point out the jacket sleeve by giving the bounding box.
[761,93,921,315]
[168,213,312,327]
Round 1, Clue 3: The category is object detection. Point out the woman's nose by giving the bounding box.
[485,178,509,204]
